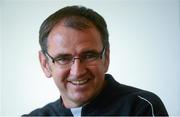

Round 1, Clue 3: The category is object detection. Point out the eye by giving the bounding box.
[82,53,99,61]
[55,56,73,65]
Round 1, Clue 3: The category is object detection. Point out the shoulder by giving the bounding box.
[23,99,60,116]
[104,74,168,116]
[105,74,162,100]
[132,89,168,116]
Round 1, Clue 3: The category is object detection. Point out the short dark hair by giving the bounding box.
[39,5,109,53]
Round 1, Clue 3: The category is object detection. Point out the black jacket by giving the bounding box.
[24,74,168,116]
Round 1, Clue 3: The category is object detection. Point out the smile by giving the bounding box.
[68,79,89,85]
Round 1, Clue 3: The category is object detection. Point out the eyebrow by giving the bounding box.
[80,49,99,54]
[53,49,99,58]
[53,53,72,59]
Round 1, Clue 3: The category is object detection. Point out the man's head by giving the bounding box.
[39,5,109,54]
[39,5,110,108]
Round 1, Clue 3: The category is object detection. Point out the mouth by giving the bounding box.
[68,79,89,85]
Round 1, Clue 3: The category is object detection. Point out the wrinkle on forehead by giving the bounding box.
[47,24,103,56]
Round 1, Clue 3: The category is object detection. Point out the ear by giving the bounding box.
[39,51,52,78]
[104,48,110,73]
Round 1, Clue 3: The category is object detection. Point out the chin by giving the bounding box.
[72,93,93,105]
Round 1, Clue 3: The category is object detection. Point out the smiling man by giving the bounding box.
[24,5,168,116]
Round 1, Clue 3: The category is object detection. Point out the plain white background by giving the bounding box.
[0,0,180,116]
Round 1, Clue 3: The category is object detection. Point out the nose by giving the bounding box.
[70,58,86,77]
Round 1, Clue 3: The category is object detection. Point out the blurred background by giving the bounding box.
[0,0,180,116]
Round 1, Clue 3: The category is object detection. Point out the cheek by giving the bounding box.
[51,67,70,90]
[89,63,106,79]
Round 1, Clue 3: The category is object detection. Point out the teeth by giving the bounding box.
[71,79,88,85]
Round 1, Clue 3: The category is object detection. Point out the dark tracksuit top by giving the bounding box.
[24,74,168,116]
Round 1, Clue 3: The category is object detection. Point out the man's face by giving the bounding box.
[39,23,109,108]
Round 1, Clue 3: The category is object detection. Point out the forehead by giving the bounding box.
[47,23,103,55]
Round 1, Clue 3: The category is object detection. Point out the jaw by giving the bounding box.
[61,78,105,108]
